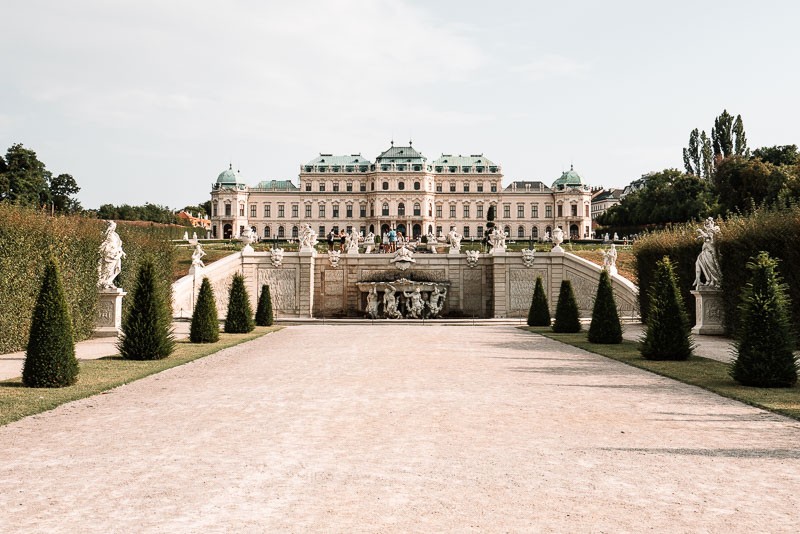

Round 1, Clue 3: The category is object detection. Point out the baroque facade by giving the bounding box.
[209,143,593,243]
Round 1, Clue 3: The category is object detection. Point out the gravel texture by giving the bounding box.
[1,324,799,532]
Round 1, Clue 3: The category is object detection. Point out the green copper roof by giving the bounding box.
[552,165,584,188]
[253,179,299,191]
[375,143,425,163]
[216,164,245,184]
[306,154,371,166]
[432,154,496,167]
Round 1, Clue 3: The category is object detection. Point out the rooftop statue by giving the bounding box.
[98,220,126,289]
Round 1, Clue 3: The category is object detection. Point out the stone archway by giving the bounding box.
[570,224,579,238]
[223,224,233,239]
[412,224,421,238]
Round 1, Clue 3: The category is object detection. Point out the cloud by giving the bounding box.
[511,53,588,81]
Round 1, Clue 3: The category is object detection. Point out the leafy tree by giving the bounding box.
[190,277,219,343]
[255,284,274,326]
[713,156,796,213]
[700,130,714,179]
[683,128,702,176]
[712,110,735,159]
[224,273,255,333]
[22,257,79,387]
[640,256,693,360]
[97,203,179,224]
[733,114,748,156]
[753,145,800,166]
[118,258,175,360]
[730,252,797,387]
[527,276,550,326]
[588,269,622,344]
[48,173,81,213]
[0,143,50,207]
[552,280,581,333]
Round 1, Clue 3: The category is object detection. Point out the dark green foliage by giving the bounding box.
[190,277,219,343]
[527,276,550,326]
[118,258,175,360]
[588,269,622,344]
[730,252,797,387]
[22,257,79,387]
[255,284,274,327]
[224,273,254,333]
[640,257,693,361]
[552,280,581,333]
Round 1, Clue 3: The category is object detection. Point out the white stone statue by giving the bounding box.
[488,227,507,254]
[521,248,535,267]
[390,245,416,270]
[383,285,401,319]
[241,227,257,252]
[329,250,341,267]
[613,232,619,242]
[447,227,463,253]
[192,231,198,241]
[98,220,126,289]
[603,232,610,243]
[552,227,564,251]
[602,244,618,276]
[299,223,318,252]
[403,288,425,318]
[693,217,721,289]
[465,249,480,268]
[365,286,379,319]
[191,243,206,270]
[270,247,284,267]
[427,286,447,318]
[183,231,189,241]
[345,232,359,254]
[544,230,551,242]
[364,232,376,254]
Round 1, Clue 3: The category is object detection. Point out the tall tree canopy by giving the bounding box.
[684,110,748,178]
[0,143,81,213]
[713,156,799,213]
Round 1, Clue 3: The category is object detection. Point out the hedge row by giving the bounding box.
[633,205,800,338]
[0,205,176,353]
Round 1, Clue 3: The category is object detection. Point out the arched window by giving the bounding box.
[414,181,420,190]
[278,226,285,238]
[398,182,405,190]
[518,225,525,238]
[264,226,271,238]
[532,226,539,238]
[292,225,299,239]
[504,225,510,236]
[382,203,389,216]
[413,203,421,216]
[382,181,389,190]
[398,203,406,216]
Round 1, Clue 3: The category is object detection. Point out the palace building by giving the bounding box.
[209,143,593,243]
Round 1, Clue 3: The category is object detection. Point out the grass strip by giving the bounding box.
[522,326,800,421]
[0,326,280,426]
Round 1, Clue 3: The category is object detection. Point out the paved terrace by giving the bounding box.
[1,324,798,532]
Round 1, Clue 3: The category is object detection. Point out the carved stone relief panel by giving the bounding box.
[509,268,538,313]
[323,269,345,312]
[258,268,298,313]
[462,268,483,314]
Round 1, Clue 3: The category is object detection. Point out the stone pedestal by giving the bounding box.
[691,288,725,335]
[94,287,126,337]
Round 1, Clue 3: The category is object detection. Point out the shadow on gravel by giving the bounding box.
[508,364,613,376]
[488,356,591,362]
[650,412,786,423]
[601,447,800,459]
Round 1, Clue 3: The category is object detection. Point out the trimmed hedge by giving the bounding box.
[640,256,693,361]
[527,276,551,327]
[255,284,274,327]
[552,280,581,333]
[118,258,175,360]
[634,206,800,339]
[0,205,176,353]
[225,273,255,333]
[588,269,622,344]
[190,277,219,343]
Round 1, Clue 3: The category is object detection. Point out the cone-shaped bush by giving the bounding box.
[640,256,693,360]
[527,276,551,326]
[255,284,274,327]
[588,269,623,344]
[118,258,175,360]
[22,257,79,388]
[552,280,581,333]
[190,277,219,343]
[730,252,797,387]
[224,273,255,333]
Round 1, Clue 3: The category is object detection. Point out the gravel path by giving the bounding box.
[1,325,799,532]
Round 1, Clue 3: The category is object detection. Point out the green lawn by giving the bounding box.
[0,327,280,426]
[522,326,800,421]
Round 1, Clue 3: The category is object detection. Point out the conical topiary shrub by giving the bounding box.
[527,276,551,326]
[224,273,255,333]
[730,252,797,387]
[22,257,79,388]
[118,258,175,360]
[255,284,274,327]
[190,277,219,343]
[588,269,623,344]
[552,279,581,333]
[640,256,693,360]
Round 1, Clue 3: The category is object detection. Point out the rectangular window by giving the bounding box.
[319,183,326,192]
[463,205,470,218]
[545,205,553,218]
[360,183,366,192]
[239,205,245,216]
[477,225,484,237]
[225,204,231,216]
[319,225,325,236]
[436,184,442,192]
[449,183,456,192]
[517,205,524,218]
[503,205,510,219]
[360,226,366,235]
[319,204,326,218]
[346,205,353,218]
[531,204,538,218]
[305,183,311,192]
[292,205,299,218]
[264,204,270,217]
[477,184,484,192]
[278,205,285,218]
[491,184,497,193]
[585,205,590,217]
[250,204,256,218]
[570,204,577,217]
[477,205,484,219]
[332,205,340,218]
[346,183,353,192]
[333,182,340,192]
[449,205,456,218]
[436,205,442,218]
[557,205,563,217]
[360,205,366,217]
[463,184,470,192]
[305,205,312,218]
[463,226,470,237]
[436,225,442,236]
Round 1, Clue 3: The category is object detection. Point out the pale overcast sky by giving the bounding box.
[2,0,799,209]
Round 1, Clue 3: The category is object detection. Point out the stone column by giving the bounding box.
[298,250,316,318]
[691,288,725,335]
[94,287,126,337]
[491,252,509,318]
